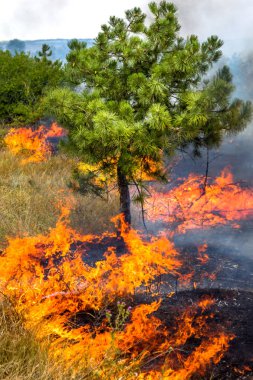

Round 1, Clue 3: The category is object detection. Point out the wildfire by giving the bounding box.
[0,204,233,378]
[146,168,253,232]
[4,122,67,164]
[135,297,233,379]
[136,155,166,181]
[44,121,66,137]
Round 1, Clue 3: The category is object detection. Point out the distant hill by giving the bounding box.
[0,39,93,62]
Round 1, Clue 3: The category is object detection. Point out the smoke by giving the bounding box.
[0,0,69,40]
[173,0,253,55]
[169,0,253,171]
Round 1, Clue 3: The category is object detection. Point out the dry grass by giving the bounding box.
[0,299,141,380]
[0,299,56,380]
[0,148,119,247]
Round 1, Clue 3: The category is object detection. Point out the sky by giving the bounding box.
[0,0,253,53]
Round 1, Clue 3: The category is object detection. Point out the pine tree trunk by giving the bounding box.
[117,165,131,225]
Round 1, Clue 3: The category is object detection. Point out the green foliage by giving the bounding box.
[69,166,105,197]
[105,302,131,332]
[36,44,53,60]
[44,1,252,218]
[0,49,64,126]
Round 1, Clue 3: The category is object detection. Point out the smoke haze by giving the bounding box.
[173,0,253,55]
[0,0,147,40]
[1,0,253,46]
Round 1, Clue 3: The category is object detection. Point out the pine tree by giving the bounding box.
[45,1,252,224]
[37,44,52,61]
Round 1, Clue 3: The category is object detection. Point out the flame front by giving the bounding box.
[0,203,233,378]
[147,168,253,232]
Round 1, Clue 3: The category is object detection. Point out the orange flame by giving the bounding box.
[146,168,253,232]
[4,123,67,164]
[0,204,232,377]
[198,296,216,311]
[136,299,233,379]
[44,122,66,137]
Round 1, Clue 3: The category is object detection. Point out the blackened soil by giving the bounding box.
[80,235,126,266]
[153,288,253,379]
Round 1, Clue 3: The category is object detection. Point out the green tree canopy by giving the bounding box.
[0,49,64,126]
[44,1,252,224]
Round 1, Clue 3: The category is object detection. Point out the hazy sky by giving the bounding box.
[1,0,253,52]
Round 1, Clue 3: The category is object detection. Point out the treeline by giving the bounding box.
[0,44,64,126]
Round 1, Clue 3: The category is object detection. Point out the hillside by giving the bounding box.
[0,38,93,61]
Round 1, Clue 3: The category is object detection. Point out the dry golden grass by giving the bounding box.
[0,299,55,380]
[0,298,141,380]
[0,148,119,248]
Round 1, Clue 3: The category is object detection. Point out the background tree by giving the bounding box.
[36,44,53,61]
[0,49,64,126]
[45,1,252,224]
[6,39,26,55]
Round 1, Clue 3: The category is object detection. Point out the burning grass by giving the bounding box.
[146,168,253,232]
[4,122,67,164]
[0,299,56,380]
[1,125,251,378]
[0,204,233,379]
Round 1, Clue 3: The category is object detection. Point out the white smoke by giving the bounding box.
[173,0,253,55]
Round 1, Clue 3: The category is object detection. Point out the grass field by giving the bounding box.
[0,148,119,248]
